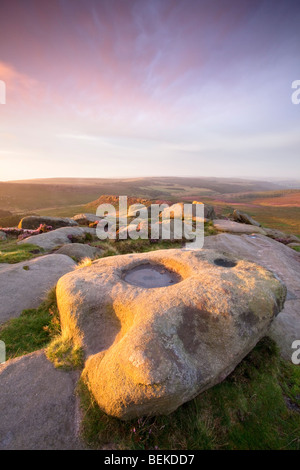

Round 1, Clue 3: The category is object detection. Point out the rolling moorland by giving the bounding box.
[0,177,300,235]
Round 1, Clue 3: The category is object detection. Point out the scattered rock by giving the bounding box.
[287,242,300,249]
[55,243,102,261]
[56,248,285,419]
[72,213,103,226]
[0,254,76,324]
[232,209,261,227]
[204,233,300,360]
[18,227,96,251]
[203,204,216,220]
[264,228,287,239]
[0,350,83,449]
[18,216,79,230]
[0,231,7,241]
[264,228,300,245]
[159,202,215,221]
[285,234,300,244]
[213,219,266,235]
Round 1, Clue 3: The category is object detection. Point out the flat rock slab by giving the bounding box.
[204,233,300,359]
[0,350,83,450]
[0,254,76,324]
[213,219,267,235]
[55,243,101,261]
[19,216,79,230]
[18,227,96,251]
[56,248,285,420]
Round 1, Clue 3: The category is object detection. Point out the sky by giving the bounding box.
[0,0,299,181]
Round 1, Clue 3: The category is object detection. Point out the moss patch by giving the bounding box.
[0,288,59,359]
[0,240,43,264]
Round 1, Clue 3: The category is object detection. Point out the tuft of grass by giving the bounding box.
[204,220,218,236]
[77,337,300,450]
[75,257,93,269]
[292,246,300,252]
[0,288,59,359]
[46,335,84,370]
[0,286,84,370]
[0,240,43,264]
[84,232,93,242]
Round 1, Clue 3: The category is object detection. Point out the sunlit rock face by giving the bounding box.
[56,249,286,420]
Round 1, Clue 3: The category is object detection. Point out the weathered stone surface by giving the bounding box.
[204,233,300,359]
[18,227,96,251]
[213,219,266,235]
[56,248,285,420]
[0,350,83,449]
[0,254,76,324]
[0,231,7,241]
[55,243,102,261]
[72,213,103,226]
[232,209,261,227]
[0,263,9,271]
[18,216,78,230]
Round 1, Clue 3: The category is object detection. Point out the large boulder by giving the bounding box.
[232,210,261,227]
[18,227,96,251]
[0,350,83,449]
[72,213,103,226]
[213,219,266,235]
[56,248,285,420]
[0,254,76,324]
[204,233,300,360]
[55,243,102,261]
[18,216,79,230]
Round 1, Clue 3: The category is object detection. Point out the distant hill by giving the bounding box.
[0,176,288,213]
[0,177,299,235]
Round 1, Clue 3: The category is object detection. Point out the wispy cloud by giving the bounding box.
[0,0,300,180]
